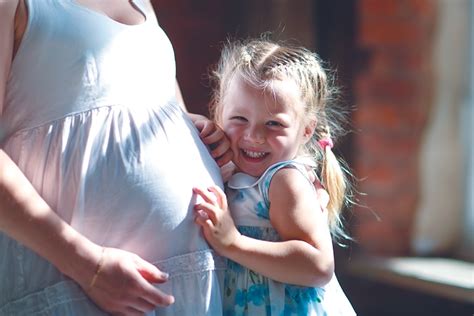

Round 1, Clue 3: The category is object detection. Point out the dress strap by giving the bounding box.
[258,159,317,208]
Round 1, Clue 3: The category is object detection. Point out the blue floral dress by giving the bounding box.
[224,160,356,315]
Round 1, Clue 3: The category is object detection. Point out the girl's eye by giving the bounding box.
[230,116,247,122]
[266,120,283,127]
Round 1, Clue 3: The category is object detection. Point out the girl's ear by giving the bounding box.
[302,120,316,143]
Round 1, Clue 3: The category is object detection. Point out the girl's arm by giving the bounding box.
[0,1,173,313]
[194,167,334,287]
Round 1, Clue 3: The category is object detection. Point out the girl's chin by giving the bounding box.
[236,162,267,177]
[236,153,272,176]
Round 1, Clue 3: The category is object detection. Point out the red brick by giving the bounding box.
[363,77,421,103]
[353,0,437,258]
[402,0,437,20]
[359,0,400,18]
[354,103,401,129]
[359,18,426,47]
[354,172,418,203]
[353,221,411,255]
[353,103,429,135]
[369,48,431,76]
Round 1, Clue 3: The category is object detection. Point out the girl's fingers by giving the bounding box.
[195,213,215,230]
[193,187,217,205]
[194,202,218,223]
[207,186,226,209]
[196,209,209,220]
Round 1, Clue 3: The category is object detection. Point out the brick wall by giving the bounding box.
[352,0,437,255]
[151,0,233,115]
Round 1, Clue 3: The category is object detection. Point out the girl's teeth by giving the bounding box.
[243,150,266,158]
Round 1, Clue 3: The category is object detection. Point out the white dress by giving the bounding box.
[0,0,224,315]
[224,160,356,315]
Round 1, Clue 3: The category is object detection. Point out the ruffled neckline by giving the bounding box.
[227,157,316,189]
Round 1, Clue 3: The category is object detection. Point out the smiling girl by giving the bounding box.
[193,39,356,315]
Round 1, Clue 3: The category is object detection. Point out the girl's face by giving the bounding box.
[221,75,313,177]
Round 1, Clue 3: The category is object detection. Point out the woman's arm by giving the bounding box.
[175,78,232,166]
[194,168,334,287]
[0,2,173,313]
[0,0,17,116]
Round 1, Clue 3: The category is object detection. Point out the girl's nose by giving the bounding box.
[244,126,265,144]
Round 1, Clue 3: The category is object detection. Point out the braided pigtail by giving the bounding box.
[318,127,351,241]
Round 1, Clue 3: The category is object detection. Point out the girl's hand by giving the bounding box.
[191,115,233,167]
[305,167,329,210]
[82,247,174,315]
[193,186,240,255]
[314,181,329,211]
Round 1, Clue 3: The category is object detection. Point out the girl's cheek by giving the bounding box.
[223,126,241,142]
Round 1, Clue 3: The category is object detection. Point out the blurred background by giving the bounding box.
[151,0,473,315]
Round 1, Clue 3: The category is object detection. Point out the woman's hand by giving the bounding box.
[82,247,174,315]
[189,114,233,167]
[0,151,174,316]
[193,186,240,256]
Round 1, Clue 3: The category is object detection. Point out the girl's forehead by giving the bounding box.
[235,77,304,116]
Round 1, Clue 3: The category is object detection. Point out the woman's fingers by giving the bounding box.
[198,121,214,138]
[201,127,223,144]
[210,141,229,157]
[211,140,230,159]
[133,257,174,306]
[85,248,175,314]
[215,150,233,167]
[121,298,155,315]
[136,259,169,284]
[136,275,174,307]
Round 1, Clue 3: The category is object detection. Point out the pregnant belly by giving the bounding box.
[3,105,222,261]
[76,119,222,261]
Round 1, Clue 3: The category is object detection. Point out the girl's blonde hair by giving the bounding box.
[210,38,353,241]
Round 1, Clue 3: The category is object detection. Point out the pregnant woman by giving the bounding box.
[0,0,227,314]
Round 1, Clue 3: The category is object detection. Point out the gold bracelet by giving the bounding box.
[89,247,106,289]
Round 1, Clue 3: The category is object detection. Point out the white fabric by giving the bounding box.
[0,0,225,314]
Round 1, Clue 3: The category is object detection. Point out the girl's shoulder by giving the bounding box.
[259,158,317,206]
[264,158,314,181]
